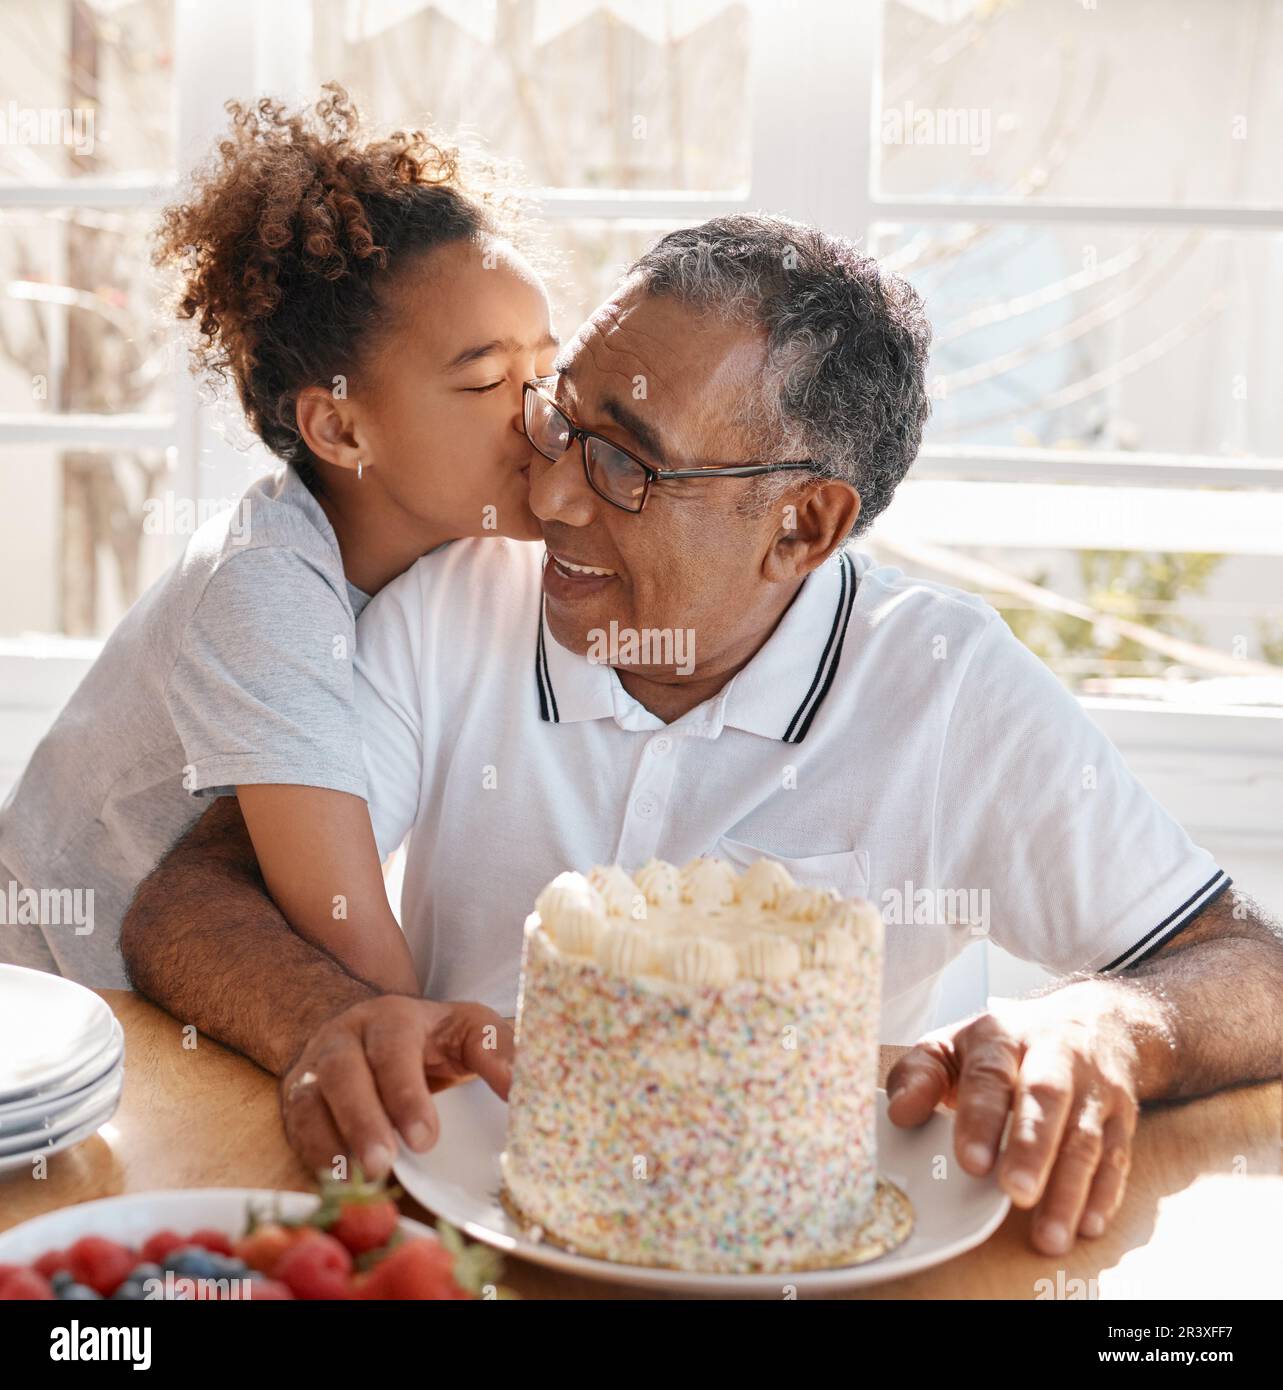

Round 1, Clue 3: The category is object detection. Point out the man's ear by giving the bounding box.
[296,384,364,475]
[762,480,861,582]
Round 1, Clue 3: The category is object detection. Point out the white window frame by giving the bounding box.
[0,0,307,765]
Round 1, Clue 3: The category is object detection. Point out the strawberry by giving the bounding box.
[187,1227,235,1256]
[274,1230,353,1300]
[67,1235,136,1297]
[0,1268,55,1300]
[234,1222,305,1278]
[307,1165,404,1255]
[353,1237,462,1300]
[141,1229,187,1264]
[329,1199,399,1256]
[32,1249,69,1279]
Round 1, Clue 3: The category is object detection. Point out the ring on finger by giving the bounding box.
[285,1070,321,1105]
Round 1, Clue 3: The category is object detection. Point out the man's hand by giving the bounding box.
[280,996,515,1178]
[885,983,1146,1256]
[886,888,1283,1256]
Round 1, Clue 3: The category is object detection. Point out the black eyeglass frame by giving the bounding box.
[522,380,815,514]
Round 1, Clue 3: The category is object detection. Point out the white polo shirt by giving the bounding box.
[354,537,1228,1042]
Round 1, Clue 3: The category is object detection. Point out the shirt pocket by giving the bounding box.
[713,836,871,901]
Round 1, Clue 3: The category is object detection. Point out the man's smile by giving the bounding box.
[550,552,616,577]
[542,548,620,601]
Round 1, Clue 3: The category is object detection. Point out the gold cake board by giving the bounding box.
[498,1175,915,1275]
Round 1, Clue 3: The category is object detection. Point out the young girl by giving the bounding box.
[0,86,557,994]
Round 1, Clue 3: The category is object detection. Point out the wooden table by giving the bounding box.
[2,990,1279,1299]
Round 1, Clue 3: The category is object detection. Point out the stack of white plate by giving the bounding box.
[0,964,124,1174]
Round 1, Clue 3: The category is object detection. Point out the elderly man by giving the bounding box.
[121,214,1283,1259]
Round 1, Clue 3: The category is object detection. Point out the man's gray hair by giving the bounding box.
[624,213,932,533]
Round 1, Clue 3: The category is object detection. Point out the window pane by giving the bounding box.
[881,480,1283,556]
[0,0,173,182]
[544,218,692,330]
[0,209,174,415]
[879,0,1283,208]
[311,0,751,192]
[0,448,176,640]
[870,221,1283,461]
[863,535,1283,701]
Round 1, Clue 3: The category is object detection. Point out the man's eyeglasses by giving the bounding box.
[522,380,814,514]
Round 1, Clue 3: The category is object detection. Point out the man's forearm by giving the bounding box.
[120,798,379,1076]
[1050,888,1283,1102]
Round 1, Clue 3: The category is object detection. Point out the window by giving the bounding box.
[314,0,752,193]
[2,0,1280,709]
[865,0,1283,702]
[0,1,179,642]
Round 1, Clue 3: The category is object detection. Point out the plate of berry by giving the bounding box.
[0,1173,514,1300]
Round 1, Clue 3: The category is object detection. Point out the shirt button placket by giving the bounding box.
[617,732,681,867]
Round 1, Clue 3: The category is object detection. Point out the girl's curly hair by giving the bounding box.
[154,83,536,490]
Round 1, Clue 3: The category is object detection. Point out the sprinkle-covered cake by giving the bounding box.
[499,856,912,1274]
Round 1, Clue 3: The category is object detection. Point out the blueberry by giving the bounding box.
[110,1279,145,1301]
[130,1262,163,1283]
[166,1248,217,1278]
[50,1270,73,1292]
[208,1253,248,1277]
[59,1283,102,1299]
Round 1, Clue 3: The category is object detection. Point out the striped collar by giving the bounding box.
[535,548,858,743]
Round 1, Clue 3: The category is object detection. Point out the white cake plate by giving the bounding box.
[394,1082,1011,1296]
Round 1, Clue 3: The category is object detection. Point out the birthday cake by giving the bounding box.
[499,857,913,1274]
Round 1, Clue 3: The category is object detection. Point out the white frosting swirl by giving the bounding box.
[825,897,884,946]
[589,865,645,919]
[535,871,603,921]
[680,857,738,910]
[780,885,840,923]
[736,932,802,982]
[549,904,607,956]
[737,857,795,910]
[595,924,654,976]
[534,872,607,956]
[660,936,738,988]
[533,861,877,985]
[805,926,858,970]
[635,858,682,909]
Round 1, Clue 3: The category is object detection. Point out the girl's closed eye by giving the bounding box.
[466,380,504,394]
